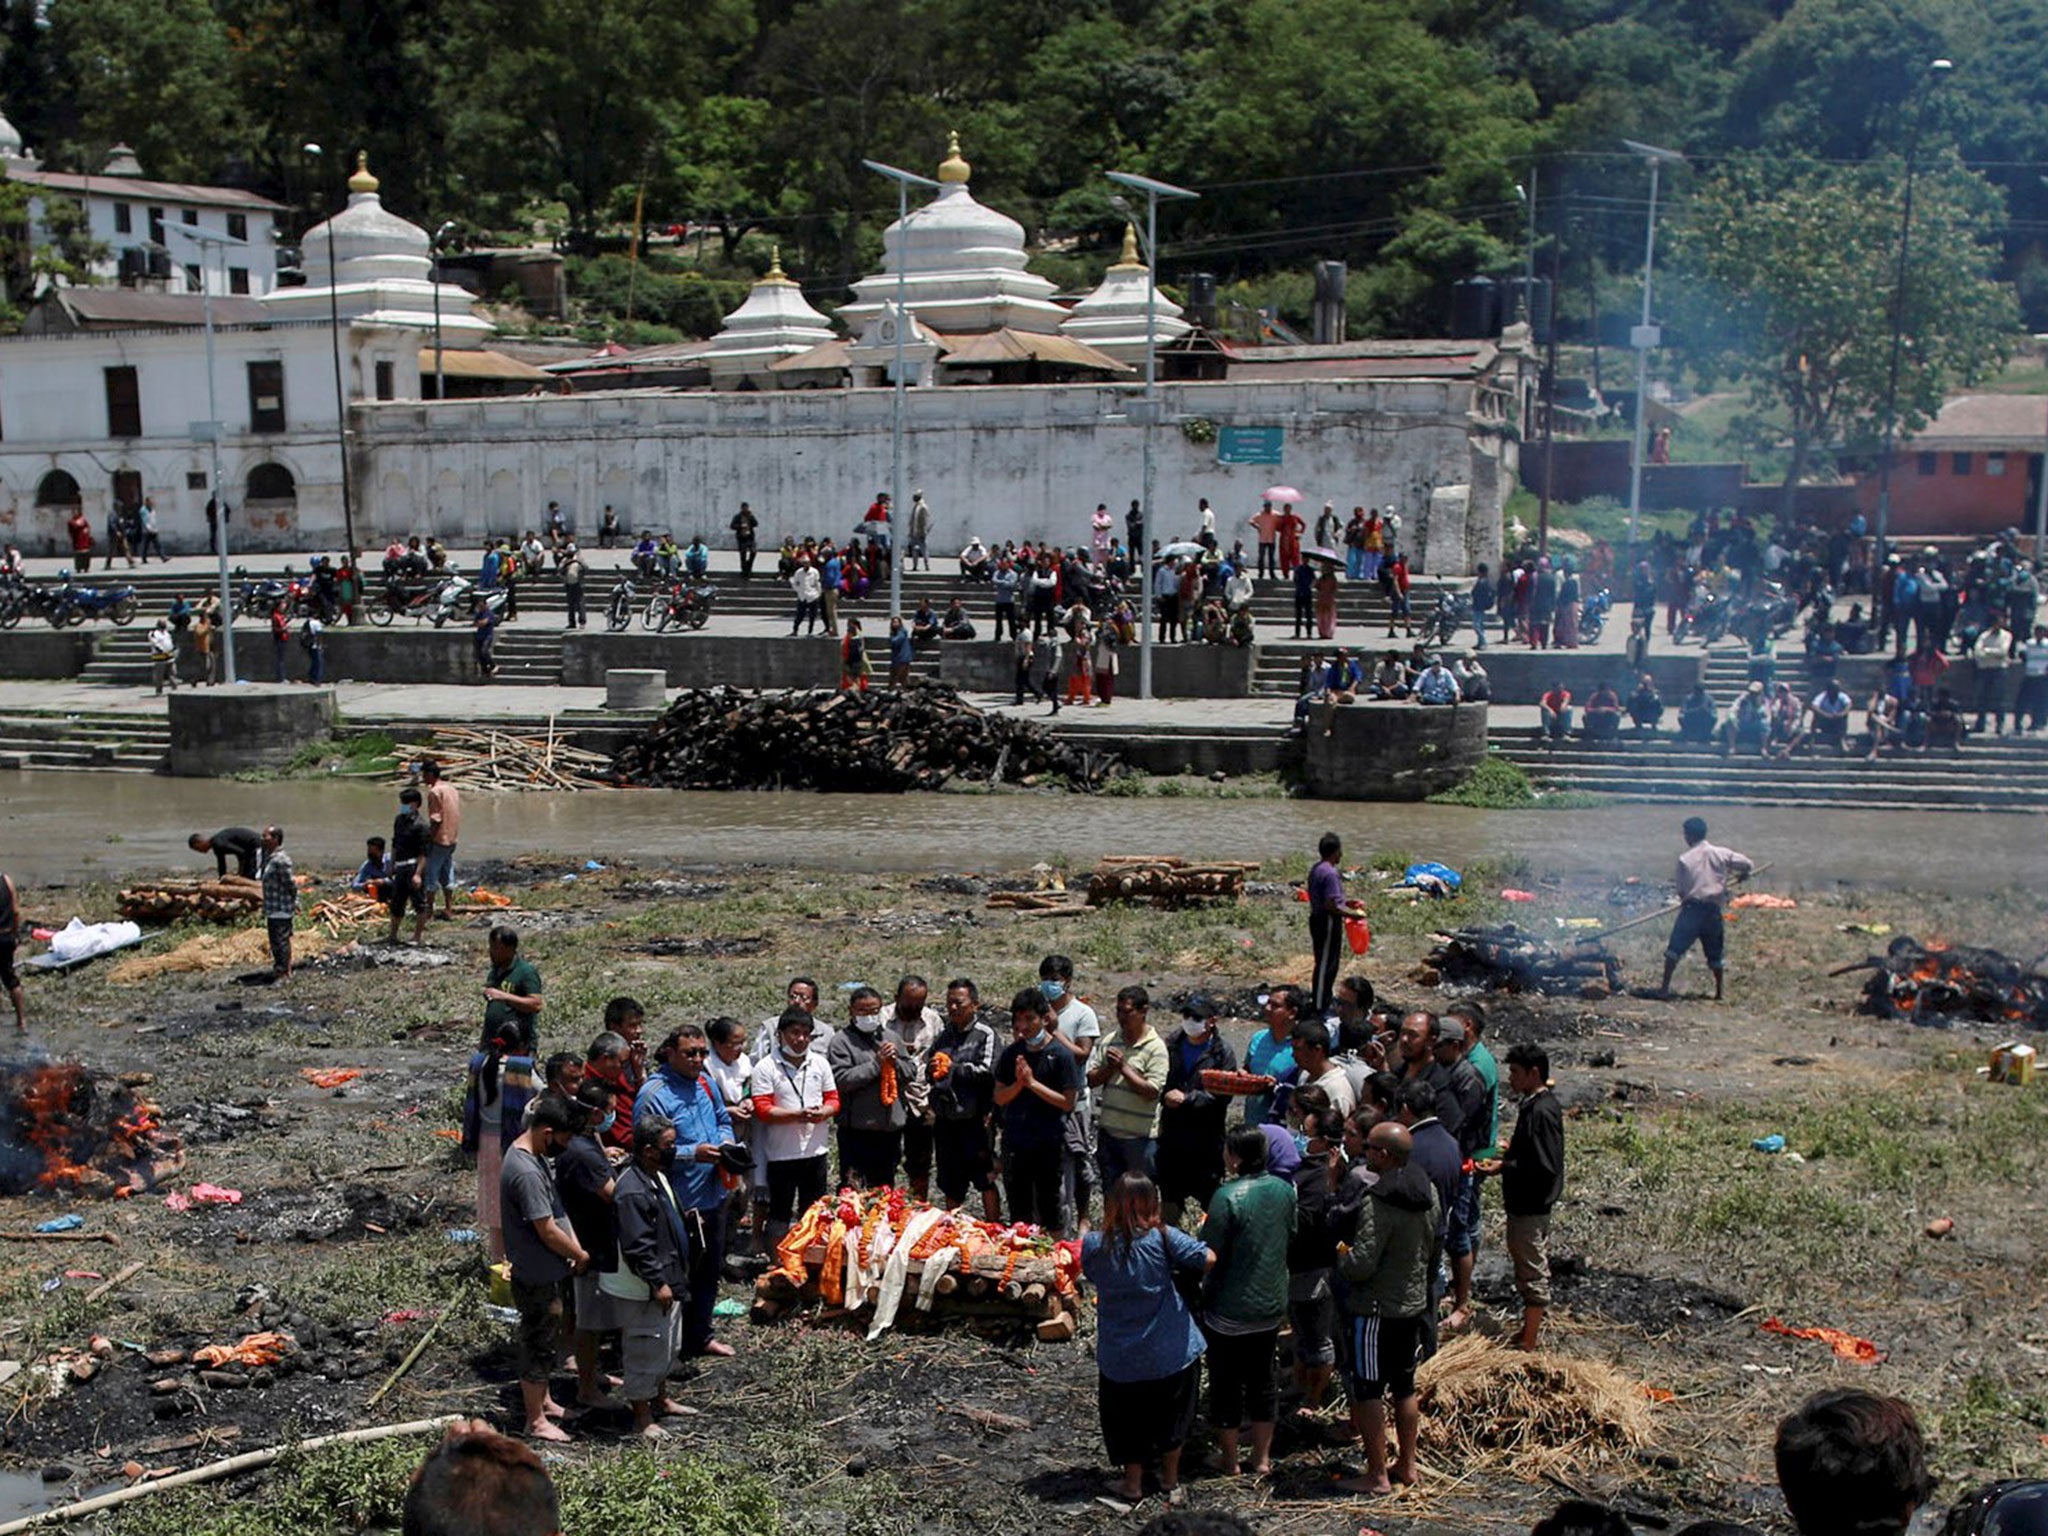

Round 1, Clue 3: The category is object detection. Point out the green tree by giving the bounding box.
[1670,156,2018,513]
[438,0,752,251]
[0,181,103,329]
[40,0,245,179]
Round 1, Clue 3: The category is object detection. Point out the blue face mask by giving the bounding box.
[598,1111,616,1135]
[1292,1130,1310,1157]
[1041,980,1066,1003]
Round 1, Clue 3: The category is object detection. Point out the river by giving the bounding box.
[3,775,2041,893]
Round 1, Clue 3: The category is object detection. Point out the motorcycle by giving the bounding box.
[1425,590,1471,646]
[47,575,139,627]
[645,580,715,632]
[368,577,445,626]
[432,577,508,628]
[605,577,637,632]
[1578,588,1613,645]
[0,572,39,628]
[235,574,316,621]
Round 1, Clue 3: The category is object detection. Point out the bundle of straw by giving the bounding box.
[1415,1334,1658,1476]
[109,928,272,983]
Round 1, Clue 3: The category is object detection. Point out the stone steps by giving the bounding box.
[0,710,169,771]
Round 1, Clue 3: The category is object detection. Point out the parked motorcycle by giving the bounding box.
[1425,589,1471,646]
[368,577,445,626]
[47,575,139,627]
[1578,588,1613,645]
[234,574,315,621]
[432,577,509,627]
[605,578,637,632]
[645,580,715,632]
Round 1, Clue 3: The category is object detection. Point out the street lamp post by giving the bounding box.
[170,224,248,684]
[1874,59,1955,565]
[431,221,458,402]
[860,158,940,625]
[302,143,359,563]
[1107,170,1199,702]
[1622,139,1685,559]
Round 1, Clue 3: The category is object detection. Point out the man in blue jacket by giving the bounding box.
[635,1023,736,1360]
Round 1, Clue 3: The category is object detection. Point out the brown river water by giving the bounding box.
[0,776,2040,893]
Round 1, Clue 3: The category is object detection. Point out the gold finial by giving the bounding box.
[347,150,378,195]
[937,130,970,185]
[762,245,794,285]
[1110,222,1145,271]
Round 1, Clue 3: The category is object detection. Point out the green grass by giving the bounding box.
[281,731,400,778]
[1427,752,1608,810]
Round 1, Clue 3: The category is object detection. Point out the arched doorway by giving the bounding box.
[35,470,81,508]
[247,463,296,502]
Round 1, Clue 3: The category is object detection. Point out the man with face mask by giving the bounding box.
[993,987,1079,1229]
[500,1093,590,1442]
[1038,953,1099,1234]
[1158,997,1238,1222]
[752,976,826,1062]
[927,978,1000,1220]
[826,986,910,1189]
[606,1112,695,1437]
[888,975,943,1202]
[386,787,431,946]
[633,1024,736,1361]
[556,1082,623,1411]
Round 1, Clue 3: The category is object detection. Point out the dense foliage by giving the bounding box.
[2,0,2044,356]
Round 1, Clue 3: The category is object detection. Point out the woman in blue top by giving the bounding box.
[1081,1173,1215,1506]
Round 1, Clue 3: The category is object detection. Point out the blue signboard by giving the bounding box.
[1217,426,1284,465]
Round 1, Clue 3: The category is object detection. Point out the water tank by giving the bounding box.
[116,247,146,286]
[1451,276,1499,339]
[1186,272,1218,331]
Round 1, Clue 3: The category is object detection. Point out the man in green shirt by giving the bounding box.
[483,925,545,1053]
[1088,984,1168,1187]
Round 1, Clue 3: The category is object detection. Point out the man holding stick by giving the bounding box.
[1651,816,1755,1001]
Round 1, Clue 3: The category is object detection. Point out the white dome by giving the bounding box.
[839,134,1067,336]
[1059,225,1191,362]
[0,110,22,160]
[707,250,837,387]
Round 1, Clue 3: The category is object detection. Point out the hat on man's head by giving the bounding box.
[1433,1016,1467,1045]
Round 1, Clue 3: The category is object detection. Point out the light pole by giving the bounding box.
[303,143,359,563]
[170,223,248,684]
[1622,138,1684,558]
[1107,170,1198,702]
[1513,171,1535,322]
[431,221,457,402]
[861,158,940,625]
[2035,179,2048,565]
[1874,59,1955,564]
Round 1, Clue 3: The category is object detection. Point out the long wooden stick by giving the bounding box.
[0,1417,459,1535]
[0,1231,116,1245]
[1573,862,1777,948]
[84,1260,145,1304]
[365,1309,450,1409]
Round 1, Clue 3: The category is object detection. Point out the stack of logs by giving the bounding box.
[118,877,262,924]
[753,1246,1076,1340]
[612,681,1122,793]
[1086,855,1260,907]
[393,725,616,792]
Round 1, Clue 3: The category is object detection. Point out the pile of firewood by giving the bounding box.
[1422,924,1624,996]
[612,681,1122,793]
[393,724,617,792]
[118,877,262,924]
[1086,855,1260,907]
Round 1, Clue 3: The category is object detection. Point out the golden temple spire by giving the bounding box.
[1110,222,1145,271]
[347,150,378,195]
[937,130,970,185]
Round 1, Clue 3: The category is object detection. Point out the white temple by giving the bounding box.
[703,247,836,388]
[1059,223,1191,363]
[261,153,490,343]
[836,133,1068,336]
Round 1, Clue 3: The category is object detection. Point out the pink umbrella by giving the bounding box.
[1264,485,1304,503]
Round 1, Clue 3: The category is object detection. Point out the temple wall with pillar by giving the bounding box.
[353,376,1512,572]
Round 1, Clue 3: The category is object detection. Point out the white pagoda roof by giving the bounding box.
[838,133,1067,336]
[261,154,490,341]
[706,249,836,386]
[1059,224,1191,362]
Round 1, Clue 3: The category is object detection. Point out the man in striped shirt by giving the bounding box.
[258,825,296,981]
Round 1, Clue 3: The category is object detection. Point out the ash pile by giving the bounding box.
[1846,935,2048,1029]
[611,681,1123,793]
[1423,925,1625,997]
[0,1060,185,1197]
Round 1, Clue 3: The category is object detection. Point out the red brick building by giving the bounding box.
[1853,394,2048,536]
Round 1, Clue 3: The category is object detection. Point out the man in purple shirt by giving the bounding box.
[1307,832,1368,1013]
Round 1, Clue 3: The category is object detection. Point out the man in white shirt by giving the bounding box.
[147,618,178,695]
[1971,617,2013,734]
[2018,622,2048,734]
[1653,816,1755,1001]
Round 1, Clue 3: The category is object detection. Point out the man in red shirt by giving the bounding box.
[66,509,93,573]
[1539,682,1573,743]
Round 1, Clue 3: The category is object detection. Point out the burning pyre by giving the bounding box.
[1424,925,1624,995]
[1847,937,2048,1029]
[0,1061,185,1197]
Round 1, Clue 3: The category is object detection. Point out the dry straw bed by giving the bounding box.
[1416,1335,1659,1476]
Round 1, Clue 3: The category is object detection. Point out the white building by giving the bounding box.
[1058,224,1191,364]
[1,115,286,299]
[0,155,487,557]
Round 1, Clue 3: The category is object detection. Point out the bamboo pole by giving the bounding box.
[0,1417,459,1535]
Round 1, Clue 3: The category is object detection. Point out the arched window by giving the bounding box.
[35,470,81,507]
[246,463,296,501]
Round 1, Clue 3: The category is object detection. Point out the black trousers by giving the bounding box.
[563,585,584,627]
[837,1125,901,1188]
[1003,1142,1062,1228]
[1309,909,1343,1013]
